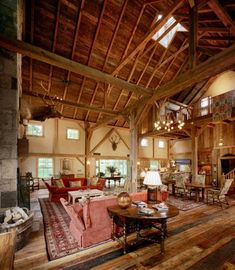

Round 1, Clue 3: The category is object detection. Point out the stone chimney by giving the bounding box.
[0,0,19,208]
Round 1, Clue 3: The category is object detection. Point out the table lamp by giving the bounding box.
[143,171,162,203]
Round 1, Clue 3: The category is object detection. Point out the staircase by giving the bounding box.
[222,169,235,195]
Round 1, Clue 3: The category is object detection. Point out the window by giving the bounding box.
[95,159,127,177]
[200,96,211,116]
[152,17,187,48]
[140,138,149,147]
[67,128,79,140]
[38,158,53,178]
[158,140,165,148]
[27,123,43,136]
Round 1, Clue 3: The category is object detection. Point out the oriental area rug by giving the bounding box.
[166,196,205,211]
[39,198,80,260]
[39,196,205,261]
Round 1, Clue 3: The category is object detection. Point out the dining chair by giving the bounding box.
[175,175,189,200]
[195,174,206,185]
[206,178,234,207]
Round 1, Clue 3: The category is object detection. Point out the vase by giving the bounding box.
[117,192,132,209]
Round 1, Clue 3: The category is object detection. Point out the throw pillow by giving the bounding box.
[54,179,65,188]
[90,177,98,186]
[69,181,82,187]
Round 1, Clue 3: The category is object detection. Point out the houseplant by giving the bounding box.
[106,166,117,176]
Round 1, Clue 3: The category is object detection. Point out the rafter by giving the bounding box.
[208,0,235,35]
[85,0,129,121]
[95,3,147,123]
[188,3,198,69]
[47,0,61,95]
[73,0,107,119]
[114,0,183,73]
[90,43,235,130]
[60,0,85,114]
[23,90,120,116]
[0,35,154,97]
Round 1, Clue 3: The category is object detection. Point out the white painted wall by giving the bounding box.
[206,71,235,97]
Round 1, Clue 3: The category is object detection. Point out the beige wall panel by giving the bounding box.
[28,119,55,153]
[57,119,85,155]
[154,138,168,159]
[206,71,235,97]
[138,137,153,158]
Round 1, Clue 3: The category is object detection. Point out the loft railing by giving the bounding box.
[221,168,235,191]
[190,90,235,120]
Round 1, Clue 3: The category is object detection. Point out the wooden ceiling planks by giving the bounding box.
[3,0,235,133]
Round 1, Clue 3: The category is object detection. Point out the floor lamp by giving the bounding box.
[143,171,162,204]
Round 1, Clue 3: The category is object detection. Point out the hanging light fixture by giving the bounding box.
[154,102,185,132]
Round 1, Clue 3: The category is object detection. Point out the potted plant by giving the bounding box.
[106,166,117,176]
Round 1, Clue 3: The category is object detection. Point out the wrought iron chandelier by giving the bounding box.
[154,103,185,132]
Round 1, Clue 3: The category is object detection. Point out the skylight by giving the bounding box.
[152,17,187,48]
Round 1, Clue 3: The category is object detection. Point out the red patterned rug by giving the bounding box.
[39,198,80,260]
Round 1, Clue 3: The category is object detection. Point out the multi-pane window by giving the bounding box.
[140,138,149,147]
[67,128,79,140]
[27,123,43,136]
[200,96,211,116]
[95,159,127,177]
[38,158,53,178]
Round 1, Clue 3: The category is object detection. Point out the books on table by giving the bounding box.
[132,201,147,208]
[139,207,155,215]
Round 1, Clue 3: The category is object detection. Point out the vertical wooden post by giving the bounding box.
[129,110,138,193]
[84,122,91,178]
[191,126,198,182]
[189,3,198,69]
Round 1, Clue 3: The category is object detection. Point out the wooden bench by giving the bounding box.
[0,230,16,270]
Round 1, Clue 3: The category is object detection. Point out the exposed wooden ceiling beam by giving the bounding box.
[61,0,85,114]
[91,43,235,130]
[198,27,229,33]
[188,0,195,8]
[114,0,184,73]
[23,90,120,116]
[144,0,163,5]
[0,34,153,97]
[208,0,235,35]
[73,0,107,118]
[188,3,198,69]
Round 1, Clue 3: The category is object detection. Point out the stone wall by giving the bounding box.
[0,0,18,208]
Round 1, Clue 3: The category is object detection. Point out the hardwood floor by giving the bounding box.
[14,191,235,270]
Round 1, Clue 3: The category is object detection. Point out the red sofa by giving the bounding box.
[43,177,106,202]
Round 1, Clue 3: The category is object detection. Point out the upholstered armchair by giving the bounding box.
[206,178,233,207]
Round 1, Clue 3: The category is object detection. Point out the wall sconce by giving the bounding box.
[86,160,90,165]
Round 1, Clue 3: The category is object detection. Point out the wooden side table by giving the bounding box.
[107,203,179,254]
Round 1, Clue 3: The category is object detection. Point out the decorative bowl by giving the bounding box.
[117,192,132,209]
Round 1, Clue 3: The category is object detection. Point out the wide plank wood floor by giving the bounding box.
[14,192,235,270]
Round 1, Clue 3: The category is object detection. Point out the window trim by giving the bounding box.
[140,138,149,147]
[66,128,80,140]
[158,140,165,149]
[26,123,44,137]
[37,157,54,178]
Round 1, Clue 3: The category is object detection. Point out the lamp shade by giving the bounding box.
[143,171,162,187]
